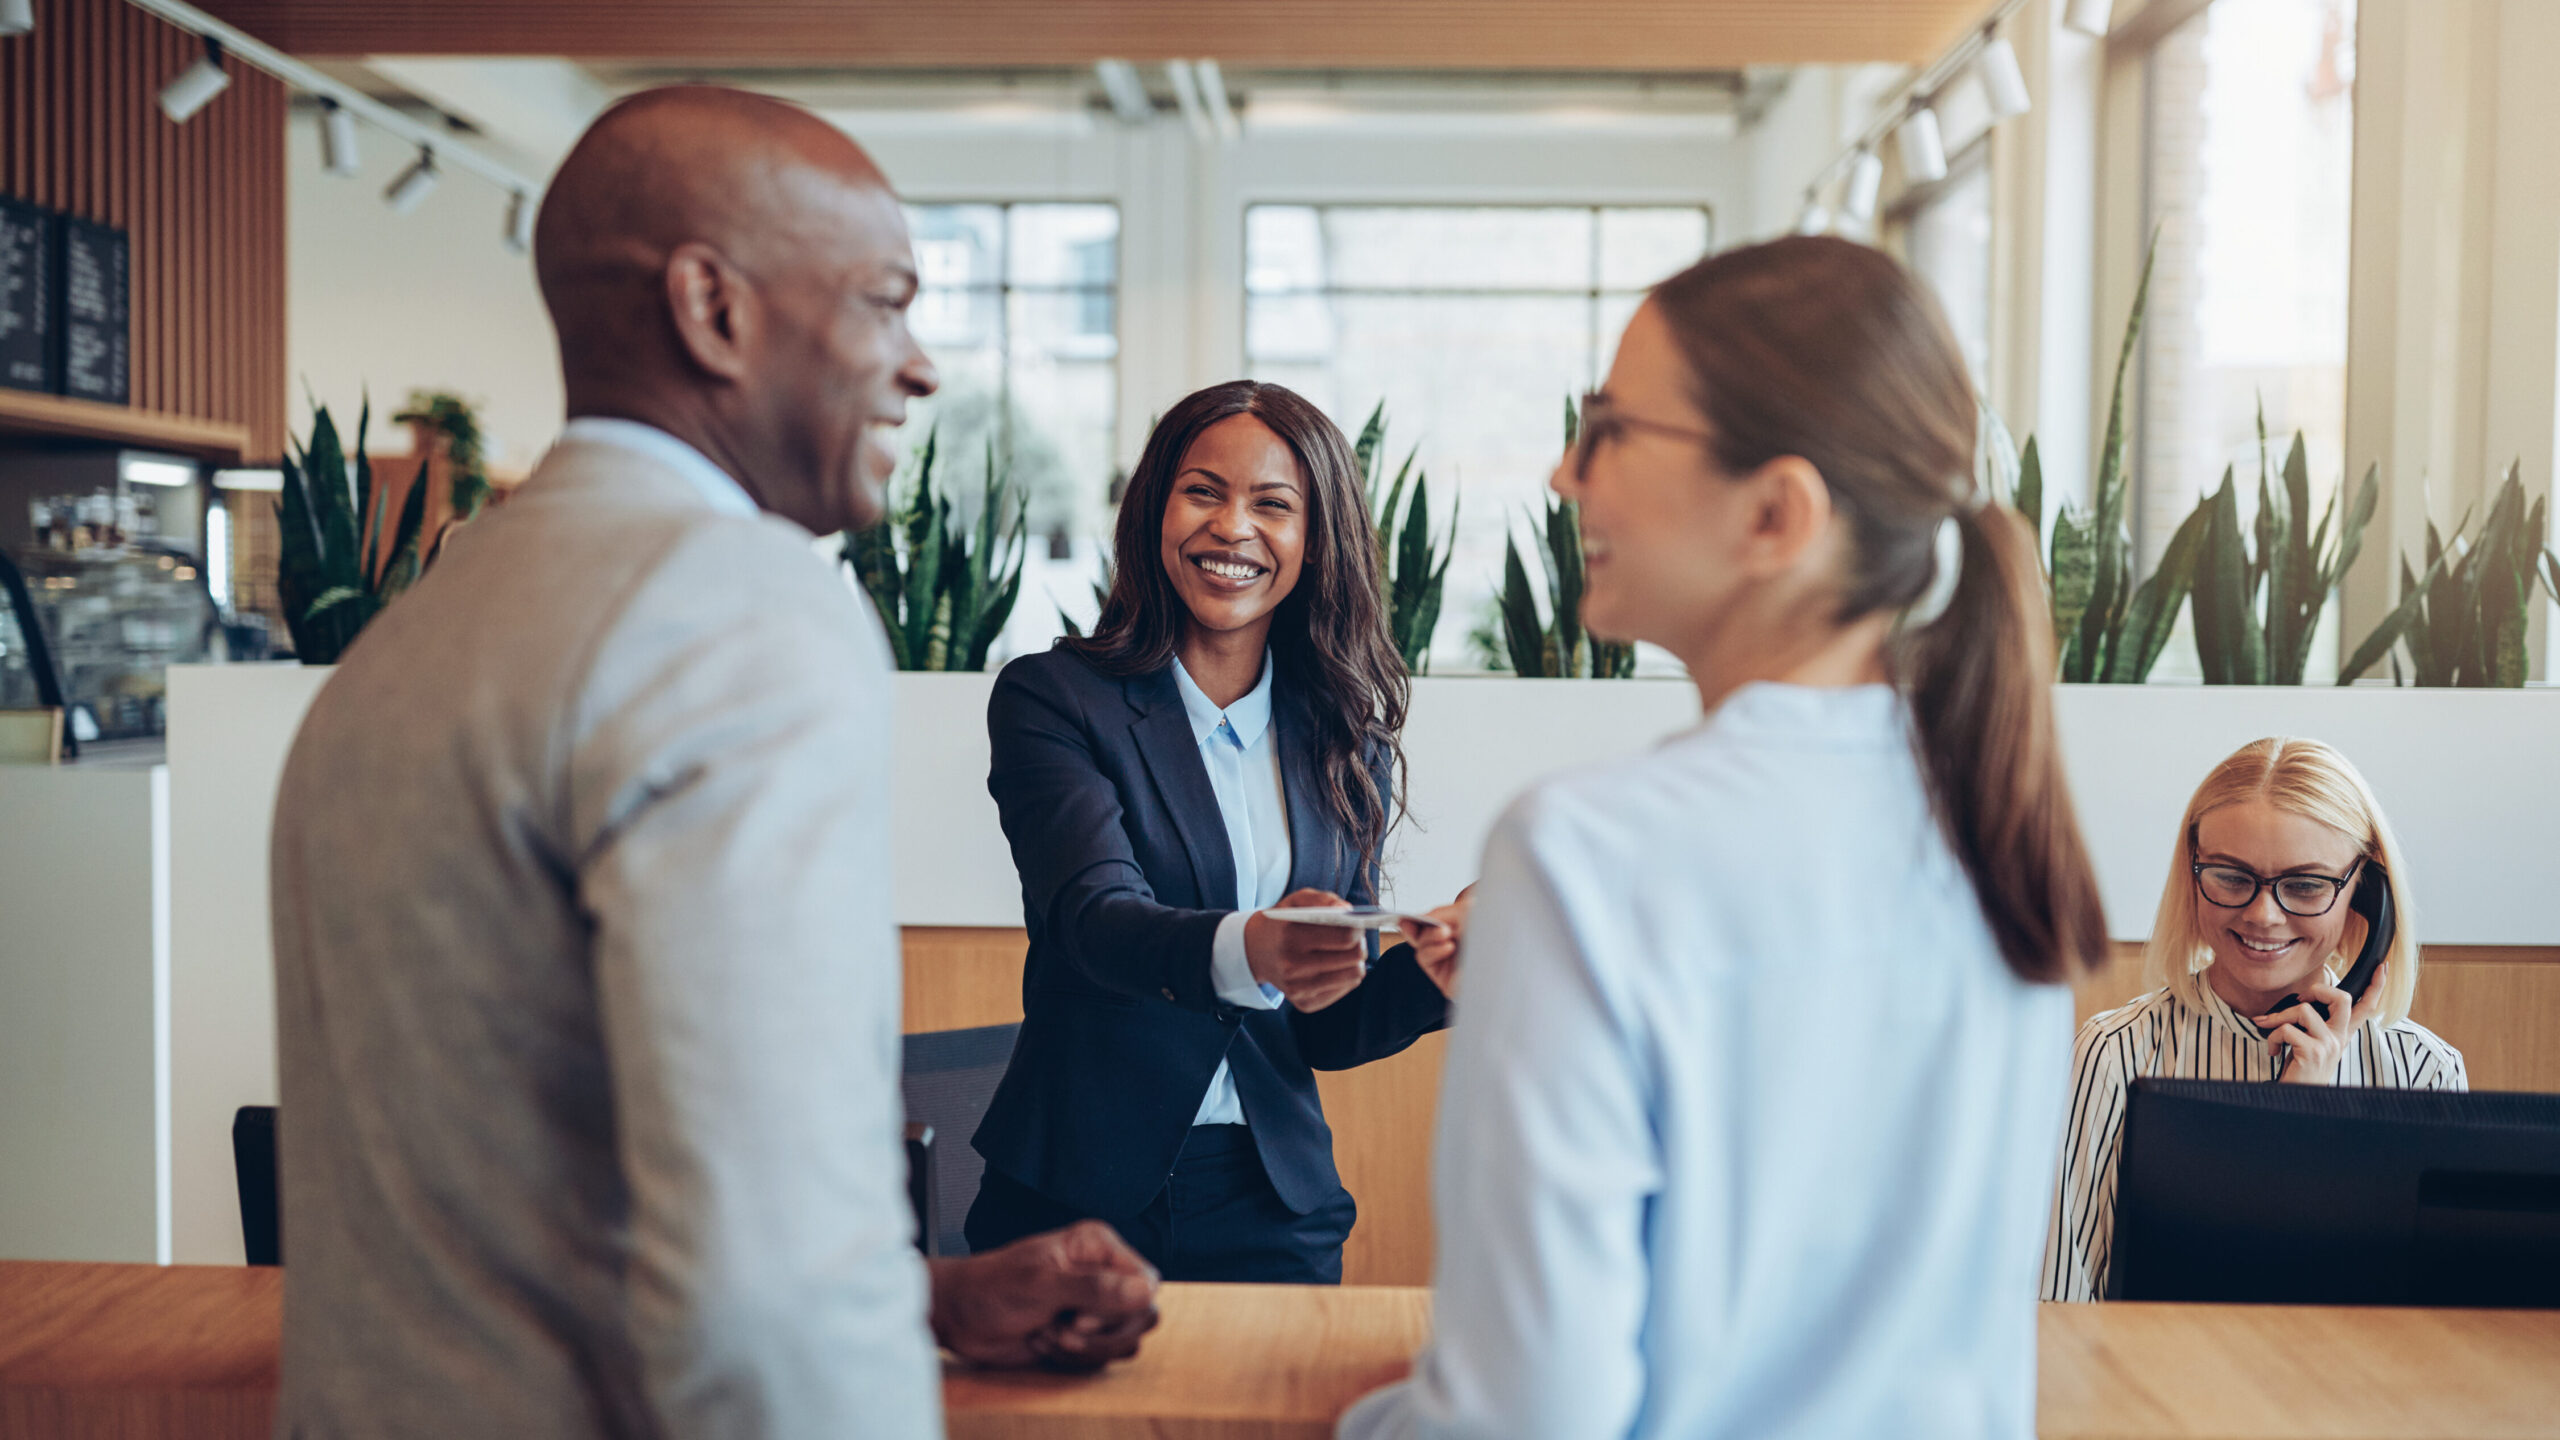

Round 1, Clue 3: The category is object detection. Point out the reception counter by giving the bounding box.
[6,1261,2558,1439]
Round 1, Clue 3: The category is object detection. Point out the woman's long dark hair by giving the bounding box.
[1065,380,1410,875]
[1649,237,2105,984]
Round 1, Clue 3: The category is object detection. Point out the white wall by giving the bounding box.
[287,110,563,475]
[0,766,167,1263]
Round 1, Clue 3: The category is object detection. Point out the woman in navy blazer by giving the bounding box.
[967,380,1465,1284]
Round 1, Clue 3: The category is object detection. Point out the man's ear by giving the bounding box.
[1736,454,1835,578]
[663,240,757,382]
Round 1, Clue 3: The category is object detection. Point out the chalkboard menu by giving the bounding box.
[58,217,131,405]
[0,196,58,395]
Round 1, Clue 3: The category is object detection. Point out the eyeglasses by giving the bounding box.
[2189,856,2365,918]
[1572,390,1717,482]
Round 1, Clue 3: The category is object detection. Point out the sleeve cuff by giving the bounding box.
[1212,910,1284,1010]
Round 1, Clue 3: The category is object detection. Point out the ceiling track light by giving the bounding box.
[1795,194,1832,237]
[383,146,440,214]
[1842,148,1885,225]
[1164,59,1213,143]
[504,190,535,254]
[158,36,231,124]
[318,98,362,176]
[1896,105,1949,185]
[1194,58,1241,141]
[2064,0,2115,36]
[1,0,34,39]
[1093,58,1153,125]
[1976,32,2033,120]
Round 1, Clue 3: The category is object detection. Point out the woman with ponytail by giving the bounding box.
[1340,237,2104,1440]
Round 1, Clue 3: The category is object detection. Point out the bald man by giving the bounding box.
[270,88,1157,1440]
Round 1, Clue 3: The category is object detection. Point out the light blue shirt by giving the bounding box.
[1175,654,1290,1127]
[558,417,761,520]
[1340,683,2073,1440]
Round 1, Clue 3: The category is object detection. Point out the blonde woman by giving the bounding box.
[2042,736,2466,1302]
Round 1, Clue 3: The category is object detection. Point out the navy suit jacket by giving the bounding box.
[972,647,1450,1219]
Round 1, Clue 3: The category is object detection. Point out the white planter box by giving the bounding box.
[152,664,2560,1261]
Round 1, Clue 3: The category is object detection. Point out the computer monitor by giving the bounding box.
[2108,1078,2560,1306]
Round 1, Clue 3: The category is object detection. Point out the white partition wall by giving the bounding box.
[0,766,168,1263]
[165,664,331,1265]
[163,662,2560,1260]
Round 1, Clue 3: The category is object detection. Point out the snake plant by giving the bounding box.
[2184,412,2381,685]
[844,425,1030,672]
[2008,237,2198,683]
[276,400,433,665]
[1495,398,1635,679]
[2338,462,2560,686]
[1352,402,1460,673]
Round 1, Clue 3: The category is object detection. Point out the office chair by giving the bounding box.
[899,1022,1021,1257]
[233,1105,281,1265]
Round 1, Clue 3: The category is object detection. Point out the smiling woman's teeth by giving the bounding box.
[2235,935,2294,954]
[1197,558,1262,580]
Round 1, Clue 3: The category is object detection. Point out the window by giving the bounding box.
[1244,204,1713,670]
[903,202,1119,661]
[1900,140,1995,393]
[2136,0,2357,676]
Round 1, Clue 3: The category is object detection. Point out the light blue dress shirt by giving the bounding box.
[1339,683,2073,1440]
[1174,654,1290,1127]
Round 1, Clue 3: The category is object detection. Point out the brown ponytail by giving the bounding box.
[1650,237,2104,983]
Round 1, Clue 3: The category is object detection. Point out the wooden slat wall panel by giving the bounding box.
[0,0,287,461]
[911,929,2560,1287]
[197,0,1983,69]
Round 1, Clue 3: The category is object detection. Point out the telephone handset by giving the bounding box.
[2266,860,2393,1021]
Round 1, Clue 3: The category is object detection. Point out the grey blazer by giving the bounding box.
[270,430,935,1439]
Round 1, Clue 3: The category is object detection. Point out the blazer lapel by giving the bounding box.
[1275,681,1344,897]
[1126,669,1238,911]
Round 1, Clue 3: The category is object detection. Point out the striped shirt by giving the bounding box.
[2041,976,2466,1301]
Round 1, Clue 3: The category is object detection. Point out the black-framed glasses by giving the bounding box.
[2190,856,2365,917]
[1573,390,1717,481]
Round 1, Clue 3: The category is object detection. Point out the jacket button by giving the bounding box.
[1161,987,1177,1002]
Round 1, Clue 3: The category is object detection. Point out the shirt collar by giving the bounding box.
[1171,652,1275,750]
[557,417,761,520]
[2190,961,2344,1039]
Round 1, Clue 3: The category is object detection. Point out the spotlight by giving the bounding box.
[1843,148,1885,224]
[504,190,535,254]
[1164,60,1212,142]
[1195,59,1241,141]
[1,0,33,39]
[1795,195,1832,236]
[1094,59,1153,125]
[1897,106,1948,185]
[383,147,439,214]
[2065,0,2114,37]
[158,37,230,124]
[319,99,361,176]
[1977,34,2033,120]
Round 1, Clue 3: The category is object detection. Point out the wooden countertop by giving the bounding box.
[6,1261,2559,1439]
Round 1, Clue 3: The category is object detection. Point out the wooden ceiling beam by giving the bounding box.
[194,1,1984,70]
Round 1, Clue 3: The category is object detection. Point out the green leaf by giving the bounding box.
[1354,399,1387,505]
[2049,507,2095,679]
[2338,563,2435,683]
[2109,499,2210,683]
[2192,470,2264,685]
[375,454,432,602]
[2015,437,2044,553]
[1499,533,1549,677]
[2074,231,2157,681]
